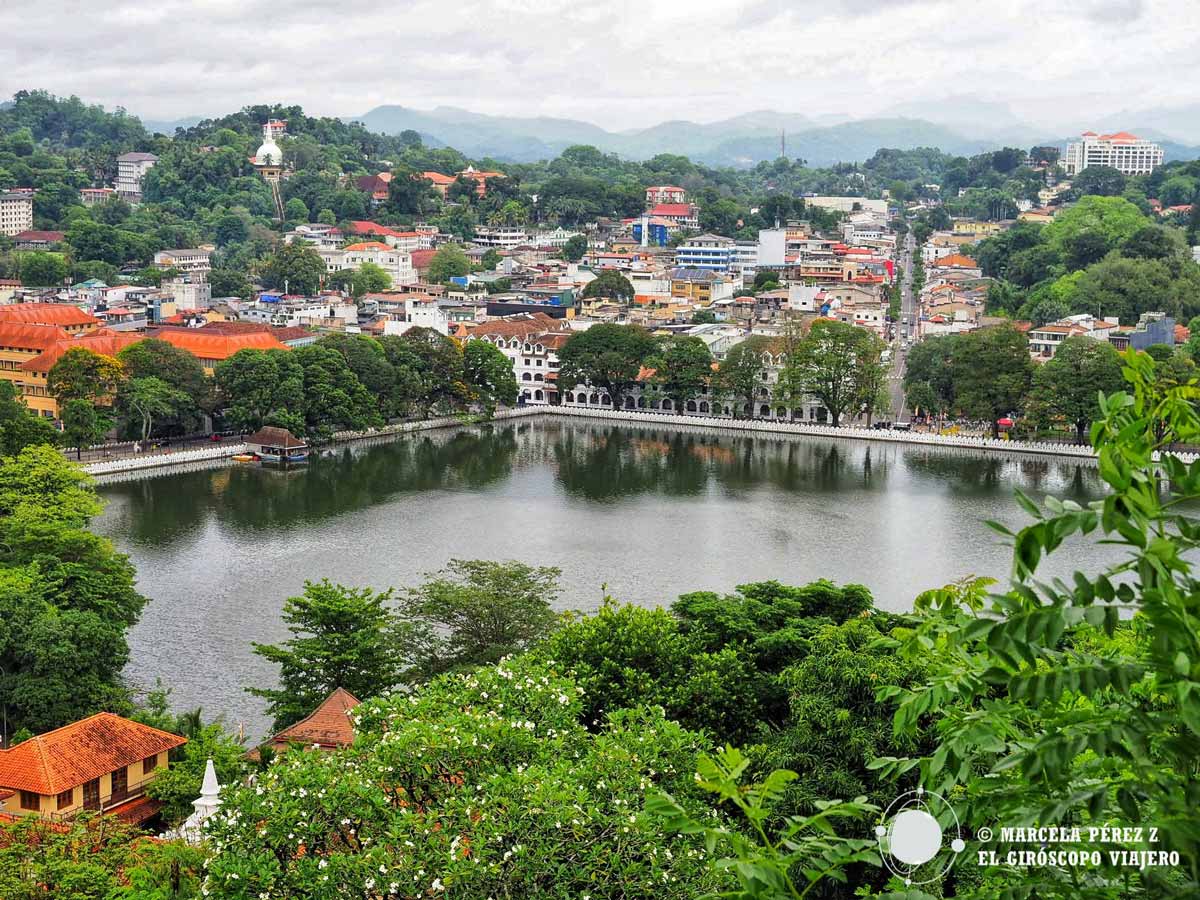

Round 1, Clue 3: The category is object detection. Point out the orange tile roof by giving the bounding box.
[149,327,288,359]
[22,332,144,373]
[0,322,72,351]
[344,241,392,252]
[0,303,99,328]
[932,253,979,269]
[0,713,186,795]
[420,171,456,185]
[268,688,359,750]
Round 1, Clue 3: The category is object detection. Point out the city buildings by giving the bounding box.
[1062,131,1163,176]
[473,226,529,250]
[0,190,34,236]
[115,152,158,202]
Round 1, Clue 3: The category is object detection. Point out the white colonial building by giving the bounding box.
[0,191,34,236]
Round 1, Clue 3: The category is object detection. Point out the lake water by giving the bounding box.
[95,419,1114,738]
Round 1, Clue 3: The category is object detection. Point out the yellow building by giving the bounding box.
[0,712,186,827]
[952,219,1005,236]
[19,332,143,418]
[0,323,73,416]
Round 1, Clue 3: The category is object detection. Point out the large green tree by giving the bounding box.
[426,243,471,283]
[1028,335,1125,443]
[214,348,305,434]
[558,323,657,412]
[779,320,886,427]
[47,347,125,405]
[399,559,561,679]
[949,324,1034,436]
[580,269,635,302]
[259,241,325,296]
[293,344,381,437]
[714,336,772,419]
[650,335,714,414]
[0,446,147,736]
[463,339,519,416]
[250,580,410,732]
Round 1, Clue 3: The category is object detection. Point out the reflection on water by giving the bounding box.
[96,420,1111,737]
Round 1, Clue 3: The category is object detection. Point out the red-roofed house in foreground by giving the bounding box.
[0,713,186,826]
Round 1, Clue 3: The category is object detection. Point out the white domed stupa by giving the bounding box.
[252,120,286,181]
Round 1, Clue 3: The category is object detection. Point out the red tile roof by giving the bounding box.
[647,203,694,217]
[265,688,360,751]
[22,332,143,373]
[932,253,979,269]
[0,713,186,795]
[420,171,456,185]
[411,249,437,270]
[344,241,392,252]
[0,322,72,351]
[0,303,99,328]
[148,327,288,359]
[13,230,65,243]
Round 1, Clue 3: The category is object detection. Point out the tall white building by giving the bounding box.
[0,190,34,236]
[115,152,158,202]
[1063,131,1163,177]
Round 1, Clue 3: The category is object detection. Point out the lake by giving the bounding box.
[95,418,1113,738]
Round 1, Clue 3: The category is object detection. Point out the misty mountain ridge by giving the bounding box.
[352,101,1200,167]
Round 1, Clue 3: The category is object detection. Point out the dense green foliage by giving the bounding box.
[0,447,145,736]
[207,657,723,898]
[873,349,1200,897]
[0,813,204,899]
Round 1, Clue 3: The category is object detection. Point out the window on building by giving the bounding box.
[57,788,73,810]
[143,755,157,775]
[19,790,40,811]
[111,766,128,801]
[82,778,100,810]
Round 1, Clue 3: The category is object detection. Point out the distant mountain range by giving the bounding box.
[350,102,1200,168]
[86,96,1200,169]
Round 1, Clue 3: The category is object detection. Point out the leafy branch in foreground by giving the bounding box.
[648,745,880,899]
[872,349,1200,899]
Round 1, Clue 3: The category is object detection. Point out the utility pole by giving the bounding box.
[780,130,786,159]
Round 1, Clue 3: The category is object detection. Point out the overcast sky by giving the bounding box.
[2,0,1197,131]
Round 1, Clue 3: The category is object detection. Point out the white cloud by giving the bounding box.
[0,0,1196,132]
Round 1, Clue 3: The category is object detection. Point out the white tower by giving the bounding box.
[173,758,222,844]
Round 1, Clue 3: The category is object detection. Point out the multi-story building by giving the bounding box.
[285,223,344,250]
[115,152,158,202]
[0,712,186,826]
[670,267,739,303]
[645,185,687,206]
[1063,131,1163,177]
[675,234,736,272]
[340,241,417,286]
[646,202,700,231]
[154,248,212,278]
[0,190,34,236]
[465,313,570,406]
[804,196,887,216]
[473,226,528,250]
